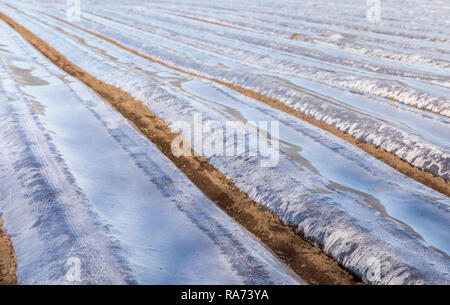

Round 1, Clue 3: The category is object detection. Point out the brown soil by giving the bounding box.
[165,11,243,31]
[0,12,361,285]
[39,11,449,197]
[385,95,449,118]
[0,218,17,285]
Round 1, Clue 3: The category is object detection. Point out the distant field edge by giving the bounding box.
[39,11,450,198]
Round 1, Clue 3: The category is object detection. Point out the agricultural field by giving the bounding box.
[0,0,448,285]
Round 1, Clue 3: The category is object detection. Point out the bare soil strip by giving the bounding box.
[0,218,16,285]
[0,12,362,285]
[383,96,449,118]
[166,11,246,32]
[38,12,450,197]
